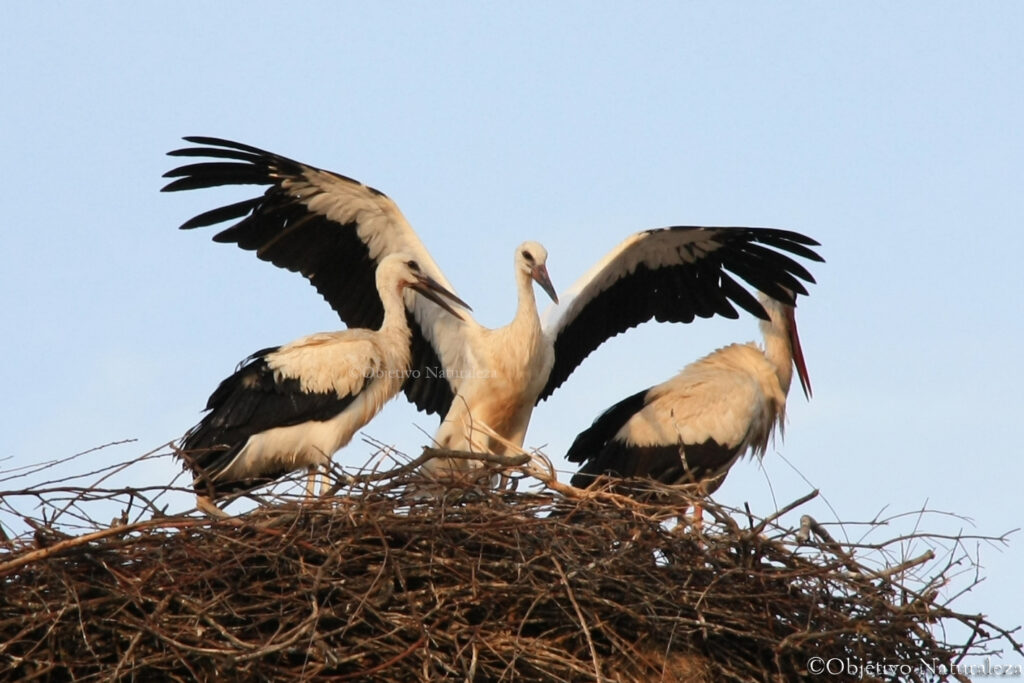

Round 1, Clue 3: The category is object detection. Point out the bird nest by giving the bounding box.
[0,445,1019,682]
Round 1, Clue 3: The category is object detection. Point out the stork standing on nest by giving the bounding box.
[164,136,822,487]
[178,254,468,513]
[566,292,812,521]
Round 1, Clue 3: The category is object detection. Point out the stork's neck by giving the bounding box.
[379,287,412,340]
[511,268,542,335]
[760,303,794,395]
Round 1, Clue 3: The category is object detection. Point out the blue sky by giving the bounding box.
[3,3,1021,665]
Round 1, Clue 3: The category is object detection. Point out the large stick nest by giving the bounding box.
[0,446,1019,681]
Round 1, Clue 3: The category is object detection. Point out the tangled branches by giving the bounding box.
[0,447,1020,681]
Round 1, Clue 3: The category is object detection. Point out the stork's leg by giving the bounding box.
[692,501,704,535]
[305,467,318,498]
[196,494,229,519]
[317,466,330,497]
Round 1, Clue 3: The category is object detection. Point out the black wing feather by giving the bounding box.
[162,162,272,190]
[180,348,367,487]
[566,388,649,464]
[717,271,768,320]
[180,198,264,230]
[540,226,823,402]
[571,437,741,490]
[748,231,825,264]
[163,136,454,417]
[183,350,364,454]
[400,309,454,416]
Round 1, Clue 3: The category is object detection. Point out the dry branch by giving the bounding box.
[0,449,1020,682]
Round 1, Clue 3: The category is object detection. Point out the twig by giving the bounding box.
[0,517,209,577]
[552,555,604,682]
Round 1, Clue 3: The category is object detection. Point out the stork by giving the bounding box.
[566,293,811,519]
[163,136,823,485]
[178,254,468,510]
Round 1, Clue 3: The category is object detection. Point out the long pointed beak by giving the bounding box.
[532,264,559,304]
[411,275,472,321]
[786,307,812,399]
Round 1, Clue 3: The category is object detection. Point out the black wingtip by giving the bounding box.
[182,135,234,146]
[179,135,281,158]
[565,388,649,464]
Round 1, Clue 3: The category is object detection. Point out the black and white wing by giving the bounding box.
[180,343,371,489]
[162,136,460,416]
[539,226,823,400]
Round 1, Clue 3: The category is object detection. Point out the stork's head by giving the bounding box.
[516,241,558,304]
[377,253,471,320]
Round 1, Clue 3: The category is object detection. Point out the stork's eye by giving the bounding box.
[406,260,420,272]
[521,250,534,263]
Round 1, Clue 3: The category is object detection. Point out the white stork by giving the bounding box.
[163,137,823,484]
[566,293,811,510]
[178,254,468,507]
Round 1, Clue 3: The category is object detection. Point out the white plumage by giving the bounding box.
[422,242,558,481]
[567,294,812,496]
[165,137,822,489]
[178,254,467,505]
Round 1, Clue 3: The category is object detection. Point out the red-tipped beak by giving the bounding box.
[787,307,812,399]
[532,264,558,304]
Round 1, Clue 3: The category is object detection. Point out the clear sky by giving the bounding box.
[3,3,1021,666]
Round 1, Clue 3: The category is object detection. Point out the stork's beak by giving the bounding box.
[786,307,812,399]
[411,274,472,321]
[532,264,559,304]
